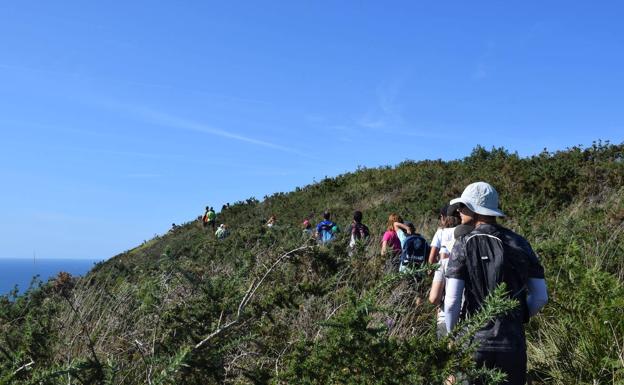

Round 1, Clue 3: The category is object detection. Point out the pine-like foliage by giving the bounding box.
[0,141,623,384]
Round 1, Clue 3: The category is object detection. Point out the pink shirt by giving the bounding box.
[382,230,402,255]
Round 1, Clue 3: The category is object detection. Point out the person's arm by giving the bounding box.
[381,231,391,255]
[444,239,467,332]
[526,278,548,316]
[429,281,444,305]
[393,222,411,234]
[428,247,440,264]
[429,265,445,304]
[428,229,443,264]
[444,278,465,332]
[521,239,548,317]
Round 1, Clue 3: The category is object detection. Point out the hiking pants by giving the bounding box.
[473,350,526,385]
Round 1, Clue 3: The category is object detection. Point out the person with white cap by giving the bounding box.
[444,181,548,385]
[215,223,230,239]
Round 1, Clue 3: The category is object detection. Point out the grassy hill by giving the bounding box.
[1,141,623,384]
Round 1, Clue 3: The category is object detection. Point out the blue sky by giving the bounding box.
[1,1,622,259]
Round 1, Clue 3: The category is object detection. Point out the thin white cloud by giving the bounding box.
[357,116,387,129]
[0,63,81,78]
[124,81,270,105]
[134,107,312,158]
[0,63,269,106]
[62,146,184,160]
[356,79,406,132]
[31,210,94,225]
[473,62,488,80]
[472,41,496,81]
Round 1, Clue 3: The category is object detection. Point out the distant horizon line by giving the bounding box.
[0,257,105,261]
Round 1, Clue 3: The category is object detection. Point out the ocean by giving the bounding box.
[0,258,103,296]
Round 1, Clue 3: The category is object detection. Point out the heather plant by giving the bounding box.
[0,142,622,384]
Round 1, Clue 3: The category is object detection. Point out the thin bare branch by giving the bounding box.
[194,245,312,351]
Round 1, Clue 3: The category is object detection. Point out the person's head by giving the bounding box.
[302,219,311,229]
[386,213,403,231]
[323,211,331,220]
[439,204,460,228]
[456,203,475,224]
[406,221,416,234]
[205,206,209,211]
[353,210,363,223]
[451,181,504,225]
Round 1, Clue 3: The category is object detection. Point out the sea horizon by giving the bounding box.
[0,257,104,296]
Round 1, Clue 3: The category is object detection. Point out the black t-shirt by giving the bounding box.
[446,223,545,352]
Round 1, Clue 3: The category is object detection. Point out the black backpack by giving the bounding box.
[400,234,429,268]
[461,227,531,323]
[351,222,370,241]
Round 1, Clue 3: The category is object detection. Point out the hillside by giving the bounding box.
[1,142,623,384]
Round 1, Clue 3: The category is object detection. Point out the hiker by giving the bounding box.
[348,210,370,248]
[202,206,217,232]
[428,205,461,264]
[302,219,313,236]
[202,207,210,229]
[429,223,474,337]
[381,213,402,264]
[315,211,336,244]
[393,219,413,248]
[266,215,277,228]
[444,182,548,385]
[215,224,230,239]
[398,222,429,273]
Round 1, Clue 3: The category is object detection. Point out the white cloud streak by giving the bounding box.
[356,79,406,131]
[135,107,312,158]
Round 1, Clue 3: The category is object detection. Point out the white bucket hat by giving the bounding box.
[450,181,505,217]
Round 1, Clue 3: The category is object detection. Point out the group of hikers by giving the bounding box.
[200,181,547,384]
[201,206,230,239]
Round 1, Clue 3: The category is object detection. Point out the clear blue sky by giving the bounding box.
[1,1,622,259]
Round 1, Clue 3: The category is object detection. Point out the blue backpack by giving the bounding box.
[318,221,335,244]
[400,234,428,269]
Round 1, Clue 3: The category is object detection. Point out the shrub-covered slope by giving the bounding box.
[1,142,623,384]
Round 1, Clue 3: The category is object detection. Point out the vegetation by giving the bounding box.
[0,141,623,384]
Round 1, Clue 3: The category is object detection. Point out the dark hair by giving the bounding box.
[439,204,460,228]
[443,216,460,228]
[405,221,416,234]
[353,210,363,223]
[323,211,331,220]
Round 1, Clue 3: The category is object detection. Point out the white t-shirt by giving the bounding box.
[431,227,456,255]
